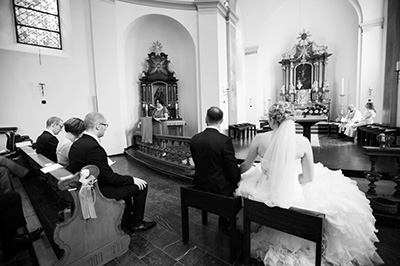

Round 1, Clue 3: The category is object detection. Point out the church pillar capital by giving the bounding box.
[358,18,384,33]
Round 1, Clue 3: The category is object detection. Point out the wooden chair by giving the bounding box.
[243,198,325,266]
[180,186,242,263]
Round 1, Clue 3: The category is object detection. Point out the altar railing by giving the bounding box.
[126,132,194,182]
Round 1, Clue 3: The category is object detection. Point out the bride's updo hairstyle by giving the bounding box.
[268,101,295,126]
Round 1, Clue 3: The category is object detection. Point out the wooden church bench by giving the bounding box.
[180,186,242,263]
[229,123,256,140]
[243,198,325,266]
[358,124,400,146]
[10,167,58,266]
[19,146,130,266]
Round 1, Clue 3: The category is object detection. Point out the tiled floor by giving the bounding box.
[2,134,400,265]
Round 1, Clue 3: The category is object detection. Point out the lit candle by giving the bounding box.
[341,78,344,94]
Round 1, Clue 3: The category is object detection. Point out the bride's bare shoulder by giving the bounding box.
[254,131,273,141]
[295,134,309,142]
[296,135,312,150]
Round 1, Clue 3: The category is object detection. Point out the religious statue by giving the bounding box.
[296,78,303,90]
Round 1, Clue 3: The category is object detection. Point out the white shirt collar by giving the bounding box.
[205,125,220,133]
[84,132,101,144]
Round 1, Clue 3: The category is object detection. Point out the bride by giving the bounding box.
[235,101,383,266]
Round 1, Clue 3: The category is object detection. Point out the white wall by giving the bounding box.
[0,0,94,148]
[237,0,384,125]
[115,2,199,141]
[0,0,200,155]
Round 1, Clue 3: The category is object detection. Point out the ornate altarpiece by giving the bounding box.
[279,30,332,107]
[140,45,179,119]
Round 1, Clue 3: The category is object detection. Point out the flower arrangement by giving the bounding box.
[302,103,329,117]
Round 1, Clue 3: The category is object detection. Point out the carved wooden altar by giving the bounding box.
[279,30,332,107]
[140,49,180,119]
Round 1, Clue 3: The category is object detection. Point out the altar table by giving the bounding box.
[295,116,327,141]
[167,120,187,136]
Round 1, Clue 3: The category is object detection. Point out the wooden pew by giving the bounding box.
[20,146,130,266]
[10,167,58,266]
[180,186,242,263]
[243,198,325,266]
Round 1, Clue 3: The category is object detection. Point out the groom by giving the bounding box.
[190,106,241,228]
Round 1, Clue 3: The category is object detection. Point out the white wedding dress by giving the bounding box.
[235,119,383,266]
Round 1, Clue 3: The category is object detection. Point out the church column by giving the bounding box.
[382,0,400,126]
[225,2,239,125]
[357,18,385,122]
[195,1,230,131]
[89,0,125,154]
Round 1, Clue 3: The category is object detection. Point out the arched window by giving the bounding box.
[13,0,62,49]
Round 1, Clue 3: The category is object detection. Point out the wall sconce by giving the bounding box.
[39,81,46,104]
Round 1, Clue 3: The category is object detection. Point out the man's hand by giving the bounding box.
[133,177,147,190]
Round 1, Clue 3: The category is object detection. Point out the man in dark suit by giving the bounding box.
[190,106,241,228]
[69,112,155,233]
[35,116,63,162]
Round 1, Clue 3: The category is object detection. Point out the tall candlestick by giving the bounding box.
[341,78,344,94]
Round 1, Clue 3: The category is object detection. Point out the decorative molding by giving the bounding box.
[117,0,197,11]
[99,0,116,4]
[195,0,228,17]
[245,45,258,55]
[226,8,239,25]
[359,18,384,32]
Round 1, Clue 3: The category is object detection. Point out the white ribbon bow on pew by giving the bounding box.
[78,168,97,219]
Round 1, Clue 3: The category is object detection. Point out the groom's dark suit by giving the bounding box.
[35,131,58,162]
[190,128,241,196]
[69,134,147,225]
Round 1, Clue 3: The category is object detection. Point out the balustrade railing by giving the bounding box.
[130,133,194,181]
[134,133,192,166]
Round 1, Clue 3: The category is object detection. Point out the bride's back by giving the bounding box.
[255,131,310,160]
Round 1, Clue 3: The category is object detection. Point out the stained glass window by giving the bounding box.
[13,0,62,49]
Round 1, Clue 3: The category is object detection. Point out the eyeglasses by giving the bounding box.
[99,123,109,128]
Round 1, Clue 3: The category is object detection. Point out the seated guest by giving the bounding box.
[56,117,85,168]
[190,106,241,228]
[152,98,169,135]
[0,166,43,259]
[338,104,362,137]
[344,100,376,140]
[69,112,156,232]
[34,116,63,162]
[0,156,36,192]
